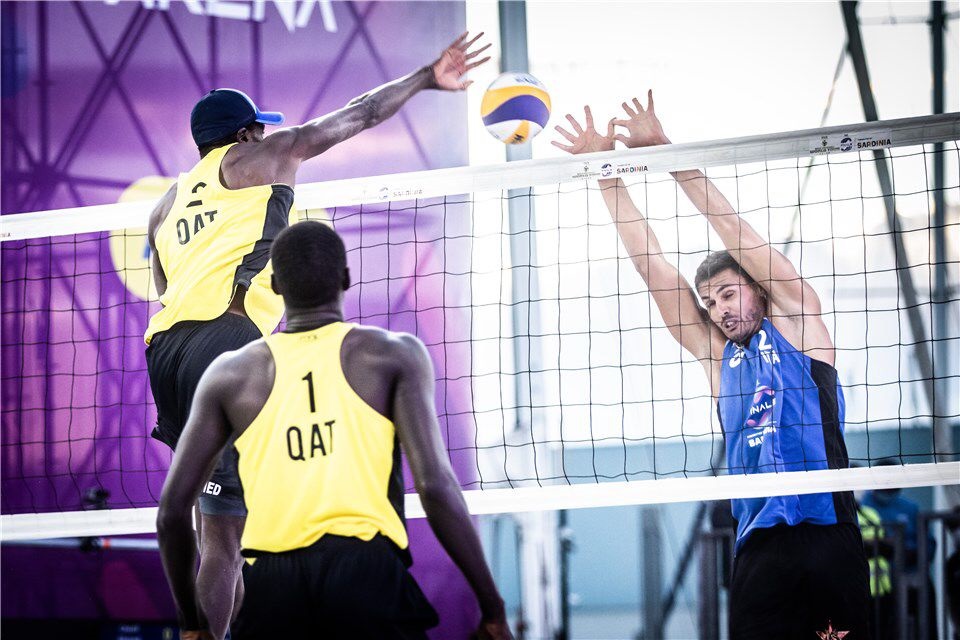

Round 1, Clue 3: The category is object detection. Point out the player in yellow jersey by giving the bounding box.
[145,33,490,639]
[156,221,512,640]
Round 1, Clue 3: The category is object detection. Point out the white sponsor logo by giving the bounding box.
[729,346,744,368]
[747,426,777,448]
[750,400,774,416]
[728,329,781,368]
[104,0,338,34]
[203,481,222,496]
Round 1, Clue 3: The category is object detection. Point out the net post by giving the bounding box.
[697,531,720,640]
[497,3,560,637]
[918,513,931,640]
[557,509,572,640]
[930,0,958,510]
[892,522,909,639]
[641,505,664,639]
[497,0,540,438]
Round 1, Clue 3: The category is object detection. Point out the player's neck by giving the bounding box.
[284,304,343,333]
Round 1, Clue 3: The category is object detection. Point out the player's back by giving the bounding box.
[144,143,294,344]
[235,321,408,556]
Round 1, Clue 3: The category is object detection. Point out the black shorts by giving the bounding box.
[729,522,871,640]
[232,535,439,639]
[146,312,262,516]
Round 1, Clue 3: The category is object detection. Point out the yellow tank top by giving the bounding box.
[144,144,294,344]
[235,322,408,554]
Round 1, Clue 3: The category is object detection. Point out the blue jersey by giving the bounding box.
[718,318,857,552]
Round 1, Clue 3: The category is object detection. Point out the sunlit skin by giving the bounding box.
[150,32,500,640]
[235,122,264,146]
[553,89,837,387]
[696,269,768,345]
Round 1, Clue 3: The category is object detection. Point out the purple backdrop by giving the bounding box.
[1,2,480,635]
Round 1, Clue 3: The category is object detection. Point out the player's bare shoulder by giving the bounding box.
[211,338,273,386]
[222,128,300,188]
[341,325,430,418]
[342,324,425,373]
[204,337,276,432]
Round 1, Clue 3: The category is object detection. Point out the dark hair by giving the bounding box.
[271,221,347,307]
[694,250,757,291]
[197,122,262,157]
[198,131,239,158]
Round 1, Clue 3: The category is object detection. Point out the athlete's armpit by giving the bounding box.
[148,183,177,297]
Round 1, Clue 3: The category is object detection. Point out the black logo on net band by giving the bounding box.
[857,138,891,149]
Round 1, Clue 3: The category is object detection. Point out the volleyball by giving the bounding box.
[481,72,551,144]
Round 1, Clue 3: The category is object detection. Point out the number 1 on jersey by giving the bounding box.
[302,371,316,413]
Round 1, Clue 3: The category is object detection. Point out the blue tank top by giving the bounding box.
[718,318,857,552]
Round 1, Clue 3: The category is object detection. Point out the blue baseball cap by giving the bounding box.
[190,88,285,147]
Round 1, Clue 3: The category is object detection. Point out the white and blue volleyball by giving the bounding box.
[481,73,551,144]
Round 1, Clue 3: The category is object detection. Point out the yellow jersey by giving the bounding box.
[144,143,294,344]
[235,322,408,554]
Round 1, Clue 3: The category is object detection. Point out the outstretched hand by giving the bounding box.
[432,32,492,91]
[551,106,615,155]
[611,90,670,149]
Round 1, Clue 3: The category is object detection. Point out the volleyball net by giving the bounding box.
[2,113,959,541]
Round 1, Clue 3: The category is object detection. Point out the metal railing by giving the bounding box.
[918,510,960,640]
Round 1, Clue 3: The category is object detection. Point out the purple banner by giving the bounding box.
[1,1,479,634]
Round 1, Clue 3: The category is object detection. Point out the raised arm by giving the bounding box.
[674,169,825,322]
[552,107,721,368]
[389,334,511,640]
[613,92,826,325]
[260,32,490,185]
[156,354,235,636]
